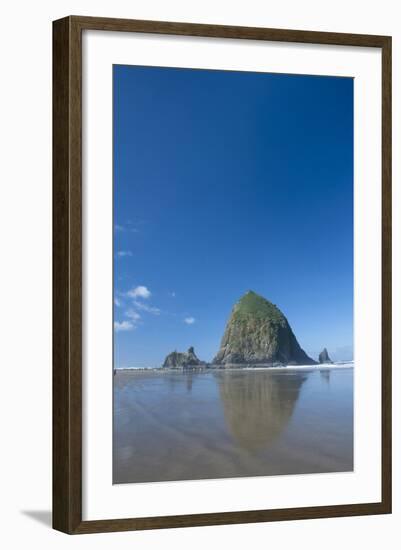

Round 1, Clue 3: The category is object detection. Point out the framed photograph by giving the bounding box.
[53,16,392,534]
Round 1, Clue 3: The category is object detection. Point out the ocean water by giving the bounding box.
[113,367,353,484]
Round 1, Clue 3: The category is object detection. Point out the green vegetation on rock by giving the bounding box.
[213,290,316,366]
[231,291,286,322]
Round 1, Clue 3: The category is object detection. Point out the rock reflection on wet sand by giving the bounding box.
[216,370,307,451]
[113,368,353,484]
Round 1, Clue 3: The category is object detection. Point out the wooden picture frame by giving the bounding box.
[53,15,392,534]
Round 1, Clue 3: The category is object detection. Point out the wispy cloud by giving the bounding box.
[114,297,121,307]
[114,320,134,332]
[184,317,195,325]
[127,285,151,299]
[126,219,141,233]
[124,309,141,329]
[169,291,176,298]
[134,300,161,315]
[117,250,132,258]
[125,309,141,322]
[125,285,161,316]
[114,221,140,233]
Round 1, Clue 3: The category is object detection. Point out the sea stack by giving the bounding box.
[318,348,333,364]
[213,291,316,366]
[163,346,205,368]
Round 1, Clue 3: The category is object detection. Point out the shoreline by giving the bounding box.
[114,362,354,373]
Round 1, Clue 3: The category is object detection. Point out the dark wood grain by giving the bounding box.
[52,16,82,534]
[70,15,389,47]
[53,15,392,534]
[381,36,392,514]
[75,502,388,534]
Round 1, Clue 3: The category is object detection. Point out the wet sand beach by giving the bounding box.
[113,367,353,484]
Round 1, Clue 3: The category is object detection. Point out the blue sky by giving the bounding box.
[113,65,353,367]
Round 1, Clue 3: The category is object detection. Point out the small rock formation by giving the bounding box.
[318,348,333,364]
[213,291,316,366]
[163,346,205,368]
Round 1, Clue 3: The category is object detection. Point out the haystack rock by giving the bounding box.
[163,346,205,368]
[213,291,316,366]
[318,348,333,364]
